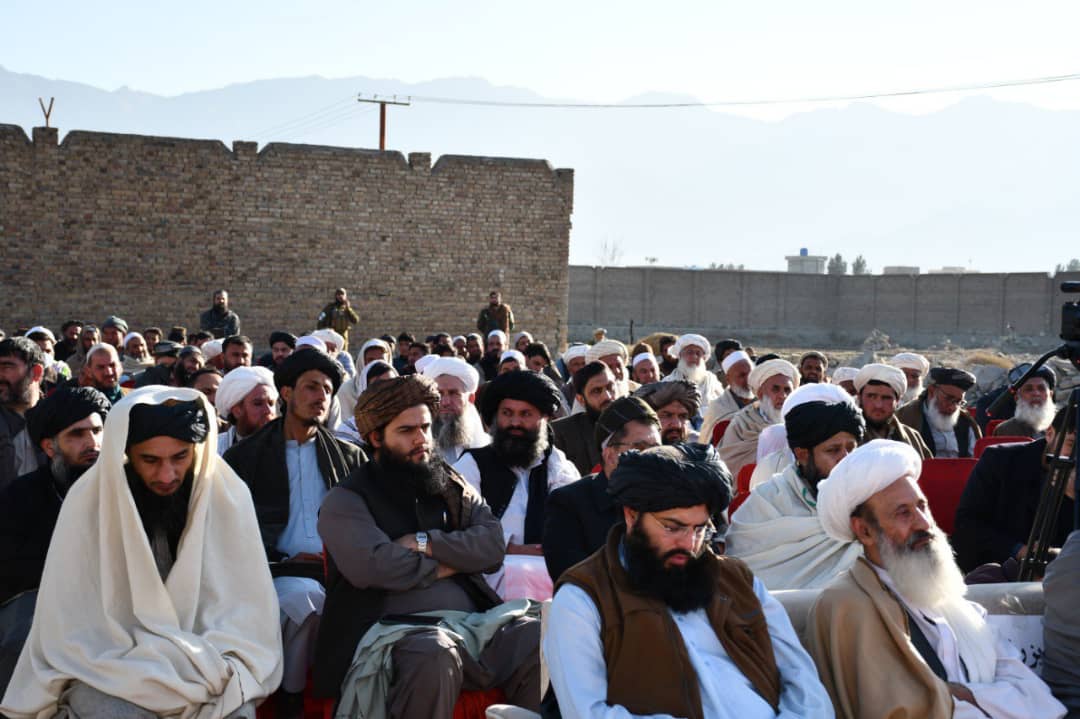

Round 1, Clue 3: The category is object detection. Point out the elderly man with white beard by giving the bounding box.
[719,358,800,477]
[699,350,755,444]
[992,366,1057,439]
[808,440,1066,719]
[896,367,981,458]
[890,352,931,405]
[420,356,490,463]
[585,339,635,398]
[629,352,659,385]
[662,334,724,410]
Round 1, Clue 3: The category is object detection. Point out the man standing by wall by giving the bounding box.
[477,290,515,336]
[317,287,360,352]
[199,289,241,339]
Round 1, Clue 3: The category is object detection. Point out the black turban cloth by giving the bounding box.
[784,400,866,451]
[608,442,732,514]
[269,331,297,349]
[594,396,658,450]
[275,348,343,395]
[929,367,976,391]
[25,387,111,445]
[127,399,209,446]
[152,341,182,358]
[480,369,563,426]
[1025,365,1057,391]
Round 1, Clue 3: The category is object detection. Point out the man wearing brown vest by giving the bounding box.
[542,443,833,719]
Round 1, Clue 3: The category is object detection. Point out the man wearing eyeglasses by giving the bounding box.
[897,367,981,458]
[543,396,661,582]
[543,443,832,718]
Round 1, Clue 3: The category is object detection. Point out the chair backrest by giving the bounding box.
[918,458,977,535]
[974,435,1031,458]
[711,419,731,446]
[986,418,1005,436]
[728,463,757,514]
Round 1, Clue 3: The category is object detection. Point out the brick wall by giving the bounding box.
[0,125,574,351]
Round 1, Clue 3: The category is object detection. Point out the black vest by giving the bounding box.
[919,413,972,457]
[312,462,497,699]
[467,444,551,544]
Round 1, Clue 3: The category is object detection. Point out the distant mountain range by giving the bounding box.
[2,65,1077,273]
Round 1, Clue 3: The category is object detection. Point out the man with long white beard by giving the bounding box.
[720,358,800,477]
[726,383,866,590]
[855,363,933,458]
[897,367,981,458]
[809,440,1065,719]
[890,351,931,404]
[993,366,1056,438]
[699,349,755,443]
[662,334,724,410]
[421,356,489,463]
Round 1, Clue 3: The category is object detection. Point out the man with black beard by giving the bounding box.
[544,443,831,719]
[811,440,1065,719]
[0,338,46,490]
[0,387,110,694]
[798,350,829,384]
[897,367,981,458]
[225,349,364,717]
[727,383,867,590]
[313,375,541,714]
[421,356,489,463]
[633,379,701,445]
[551,361,616,475]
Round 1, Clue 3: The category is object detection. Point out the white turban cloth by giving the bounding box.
[311,328,345,353]
[358,338,391,360]
[632,352,656,368]
[488,329,508,342]
[499,349,527,366]
[202,339,223,360]
[26,326,56,343]
[763,383,857,457]
[854,363,907,399]
[414,354,438,374]
[748,358,800,396]
[816,439,923,542]
[831,367,858,384]
[587,339,628,365]
[296,335,327,353]
[562,344,590,362]
[422,357,480,394]
[215,365,278,420]
[721,350,752,373]
[890,352,930,376]
[0,386,282,718]
[673,333,711,358]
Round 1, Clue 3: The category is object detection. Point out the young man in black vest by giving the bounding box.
[313,374,540,714]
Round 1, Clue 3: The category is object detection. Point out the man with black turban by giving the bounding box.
[0,387,110,693]
[312,375,541,715]
[224,349,365,717]
[543,442,831,719]
[896,366,982,458]
[543,396,661,582]
[727,383,867,590]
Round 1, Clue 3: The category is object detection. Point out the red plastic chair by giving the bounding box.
[985,419,1005,436]
[728,463,756,514]
[917,458,977,536]
[974,435,1031,458]
[711,419,731,447]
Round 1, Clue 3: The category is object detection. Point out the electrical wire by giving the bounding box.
[272,105,378,143]
[253,94,358,138]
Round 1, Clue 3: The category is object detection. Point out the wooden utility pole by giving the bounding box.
[38,97,54,127]
[357,94,410,150]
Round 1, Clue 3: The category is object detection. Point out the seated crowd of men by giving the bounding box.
[0,303,1077,719]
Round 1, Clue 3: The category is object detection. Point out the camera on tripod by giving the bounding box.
[1060,281,1080,343]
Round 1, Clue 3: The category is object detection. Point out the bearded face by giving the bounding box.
[623,514,717,613]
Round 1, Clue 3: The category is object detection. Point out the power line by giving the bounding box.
[400,71,1080,109]
[253,94,357,138]
[272,105,379,143]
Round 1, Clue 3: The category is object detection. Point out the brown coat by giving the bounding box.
[476,302,515,336]
[896,395,982,458]
[863,415,934,459]
[558,526,781,719]
[806,557,954,719]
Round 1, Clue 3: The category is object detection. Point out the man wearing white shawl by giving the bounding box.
[726,384,865,590]
[0,386,282,719]
[421,357,490,463]
[807,440,1065,719]
[699,349,755,444]
[661,334,724,408]
[719,358,799,477]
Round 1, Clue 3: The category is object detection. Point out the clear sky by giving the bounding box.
[4,1,1080,120]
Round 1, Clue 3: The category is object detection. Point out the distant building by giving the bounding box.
[785,248,827,274]
[928,266,974,274]
[882,266,920,275]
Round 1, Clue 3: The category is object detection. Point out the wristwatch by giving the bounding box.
[415,531,429,555]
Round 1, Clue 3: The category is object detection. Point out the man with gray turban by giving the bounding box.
[224,349,365,715]
[633,379,701,445]
[544,443,831,719]
[720,358,800,477]
[727,383,866,590]
[808,440,1065,719]
[855,363,932,458]
[314,375,541,714]
[896,367,981,458]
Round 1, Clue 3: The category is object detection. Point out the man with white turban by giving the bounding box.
[215,365,279,455]
[832,367,858,396]
[809,440,1065,719]
[0,387,282,719]
[699,349,756,444]
[719,358,800,477]
[890,352,931,404]
[630,352,659,385]
[559,344,590,407]
[498,349,527,374]
[662,334,724,411]
[479,329,507,381]
[855,363,933,459]
[421,356,490,463]
[726,384,866,590]
[311,328,355,378]
[356,337,392,368]
[586,339,636,396]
